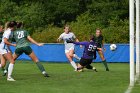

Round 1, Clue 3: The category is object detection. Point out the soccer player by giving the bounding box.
[95,28,109,71]
[4,22,49,78]
[0,25,7,70]
[57,25,81,71]
[66,35,98,72]
[0,21,17,81]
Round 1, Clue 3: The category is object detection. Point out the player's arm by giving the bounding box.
[73,33,82,47]
[4,38,16,46]
[57,34,63,43]
[27,36,44,46]
[74,41,88,46]
[57,38,61,42]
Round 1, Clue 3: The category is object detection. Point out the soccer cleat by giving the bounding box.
[43,73,50,77]
[77,69,83,72]
[7,77,16,81]
[92,67,98,72]
[106,68,109,71]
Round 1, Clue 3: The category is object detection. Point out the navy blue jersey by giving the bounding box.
[74,41,97,59]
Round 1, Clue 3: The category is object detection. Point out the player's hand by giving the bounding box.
[12,44,16,47]
[37,43,44,46]
[80,45,83,48]
[97,48,102,51]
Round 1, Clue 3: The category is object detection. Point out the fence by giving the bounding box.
[10,44,130,63]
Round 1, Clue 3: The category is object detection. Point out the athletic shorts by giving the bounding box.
[65,46,75,53]
[15,46,32,56]
[79,58,93,67]
[0,48,10,55]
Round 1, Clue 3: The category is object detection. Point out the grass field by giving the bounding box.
[0,61,139,93]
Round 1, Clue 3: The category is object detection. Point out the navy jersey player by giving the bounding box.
[67,35,99,72]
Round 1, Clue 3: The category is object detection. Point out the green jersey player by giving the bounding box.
[95,28,109,71]
[4,22,49,78]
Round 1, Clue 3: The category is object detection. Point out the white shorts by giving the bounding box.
[0,48,10,55]
[65,46,75,53]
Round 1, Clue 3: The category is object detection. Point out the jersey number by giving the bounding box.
[88,45,96,52]
[17,31,24,39]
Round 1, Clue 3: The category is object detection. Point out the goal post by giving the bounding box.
[136,0,140,77]
[129,0,135,86]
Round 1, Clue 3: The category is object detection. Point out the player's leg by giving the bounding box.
[0,54,6,68]
[0,55,9,76]
[77,58,87,72]
[3,49,22,76]
[24,46,49,77]
[85,64,97,72]
[73,52,81,61]
[67,49,77,70]
[3,52,15,81]
[98,50,109,71]
[28,52,49,77]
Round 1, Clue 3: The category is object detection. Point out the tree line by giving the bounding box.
[0,0,129,43]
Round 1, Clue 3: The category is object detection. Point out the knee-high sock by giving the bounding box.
[73,54,81,60]
[102,60,109,69]
[0,64,1,68]
[36,62,46,74]
[8,63,14,78]
[70,61,77,70]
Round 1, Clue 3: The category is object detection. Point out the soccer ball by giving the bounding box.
[110,44,117,51]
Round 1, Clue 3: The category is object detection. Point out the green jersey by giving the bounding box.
[13,29,30,49]
[95,35,103,48]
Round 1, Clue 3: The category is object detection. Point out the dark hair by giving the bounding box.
[90,35,95,41]
[17,22,23,28]
[96,28,102,35]
[8,21,17,28]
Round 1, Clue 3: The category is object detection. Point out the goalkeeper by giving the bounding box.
[67,35,99,72]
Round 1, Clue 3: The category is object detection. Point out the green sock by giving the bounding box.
[102,60,109,70]
[36,62,46,74]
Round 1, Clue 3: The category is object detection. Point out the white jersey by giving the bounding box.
[0,28,12,54]
[58,32,76,53]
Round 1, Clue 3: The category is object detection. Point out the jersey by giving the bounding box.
[13,29,30,49]
[95,35,103,48]
[0,28,13,50]
[58,32,76,49]
[74,41,97,59]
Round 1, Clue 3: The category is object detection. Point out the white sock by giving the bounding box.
[42,71,46,74]
[70,61,77,70]
[8,63,14,78]
[73,54,81,60]
[0,64,1,68]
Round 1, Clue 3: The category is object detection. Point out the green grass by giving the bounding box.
[0,61,139,93]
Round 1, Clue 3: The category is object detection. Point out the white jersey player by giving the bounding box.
[0,21,16,81]
[57,25,81,71]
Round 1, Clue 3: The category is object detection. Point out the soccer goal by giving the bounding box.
[129,0,140,86]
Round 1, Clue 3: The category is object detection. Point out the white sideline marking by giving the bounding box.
[125,74,140,93]
[125,85,133,93]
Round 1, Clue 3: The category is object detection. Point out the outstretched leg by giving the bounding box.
[28,51,49,77]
